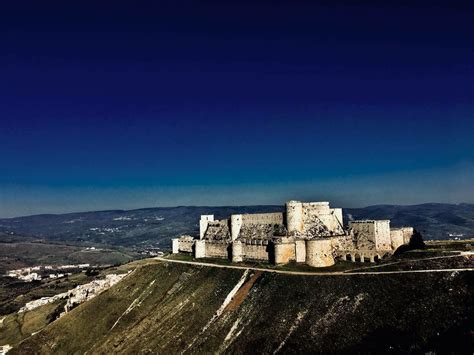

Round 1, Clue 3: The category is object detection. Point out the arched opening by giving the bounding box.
[374,255,380,263]
[355,254,361,262]
[346,254,352,262]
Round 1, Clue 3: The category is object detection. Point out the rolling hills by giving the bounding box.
[0,204,473,252]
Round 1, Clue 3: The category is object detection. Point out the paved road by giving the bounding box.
[155,257,474,276]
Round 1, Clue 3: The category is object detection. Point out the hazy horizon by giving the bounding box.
[2,161,473,218]
[3,200,474,220]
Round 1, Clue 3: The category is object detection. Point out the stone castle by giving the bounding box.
[172,201,414,267]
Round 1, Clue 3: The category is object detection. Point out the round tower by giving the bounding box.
[232,241,243,262]
[305,239,335,267]
[286,200,303,234]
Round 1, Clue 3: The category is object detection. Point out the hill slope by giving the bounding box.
[11,261,473,354]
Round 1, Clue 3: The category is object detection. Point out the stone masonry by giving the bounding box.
[172,200,415,268]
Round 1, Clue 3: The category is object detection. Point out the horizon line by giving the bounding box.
[2,201,472,220]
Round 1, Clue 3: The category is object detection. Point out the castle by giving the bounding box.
[172,201,414,267]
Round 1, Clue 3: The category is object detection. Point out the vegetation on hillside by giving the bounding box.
[8,259,473,354]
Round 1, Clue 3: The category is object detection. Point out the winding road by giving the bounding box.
[155,255,474,276]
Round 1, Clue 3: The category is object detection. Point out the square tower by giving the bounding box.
[349,220,391,251]
[199,215,214,239]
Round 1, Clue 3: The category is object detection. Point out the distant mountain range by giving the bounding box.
[0,203,473,249]
[345,203,474,240]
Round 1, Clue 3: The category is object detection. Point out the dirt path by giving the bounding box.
[224,271,262,312]
[344,251,474,273]
[155,257,474,276]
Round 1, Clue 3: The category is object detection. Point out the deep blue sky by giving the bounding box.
[1,1,474,217]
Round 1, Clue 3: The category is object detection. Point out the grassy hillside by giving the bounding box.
[10,260,473,354]
[0,301,62,346]
[0,269,106,316]
[0,240,137,274]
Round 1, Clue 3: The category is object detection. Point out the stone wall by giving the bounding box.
[333,235,355,253]
[205,241,229,258]
[229,212,284,241]
[350,220,392,251]
[332,208,344,228]
[390,229,404,250]
[241,212,284,225]
[349,221,376,250]
[204,219,230,241]
[274,239,296,264]
[287,201,344,236]
[174,201,413,269]
[400,227,414,244]
[305,238,335,267]
[295,240,306,262]
[195,240,206,258]
[286,201,303,233]
[302,203,344,235]
[177,238,194,253]
[238,223,286,240]
[200,215,214,239]
[242,243,269,261]
[374,220,391,251]
[232,241,243,262]
[231,214,242,240]
[390,227,414,250]
[172,238,179,253]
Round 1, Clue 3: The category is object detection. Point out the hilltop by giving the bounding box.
[7,255,473,354]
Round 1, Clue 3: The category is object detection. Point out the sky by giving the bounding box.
[1,1,473,217]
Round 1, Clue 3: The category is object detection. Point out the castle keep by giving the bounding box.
[172,201,414,267]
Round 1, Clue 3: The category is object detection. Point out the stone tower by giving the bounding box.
[286,200,303,233]
[230,214,242,241]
